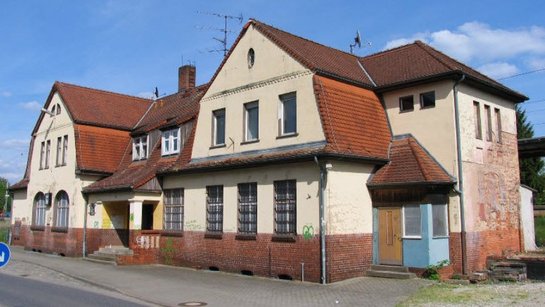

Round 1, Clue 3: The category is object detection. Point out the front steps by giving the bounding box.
[85,246,133,265]
[366,264,416,279]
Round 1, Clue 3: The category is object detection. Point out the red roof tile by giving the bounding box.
[74,124,131,174]
[368,135,455,187]
[313,75,391,160]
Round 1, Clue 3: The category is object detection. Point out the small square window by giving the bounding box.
[420,91,435,108]
[399,96,414,112]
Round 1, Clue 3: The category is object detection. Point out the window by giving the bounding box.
[474,101,482,139]
[62,135,68,165]
[56,137,62,166]
[238,183,257,234]
[244,101,259,142]
[44,140,51,169]
[495,108,502,143]
[54,191,69,229]
[274,180,296,235]
[247,48,255,68]
[132,135,148,161]
[162,128,180,156]
[206,185,223,233]
[51,105,56,117]
[279,92,296,136]
[485,105,492,141]
[39,141,45,169]
[163,189,184,231]
[399,95,414,112]
[403,205,421,238]
[420,91,435,108]
[432,204,448,237]
[56,104,61,115]
[212,109,225,146]
[33,192,46,226]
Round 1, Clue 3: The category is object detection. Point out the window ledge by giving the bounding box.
[30,225,45,231]
[271,234,296,242]
[276,133,298,140]
[51,227,68,233]
[204,232,223,240]
[432,235,449,239]
[141,230,162,235]
[160,230,184,237]
[209,144,226,150]
[399,109,414,113]
[402,236,422,240]
[420,105,435,110]
[240,139,259,145]
[235,233,257,241]
[161,153,179,158]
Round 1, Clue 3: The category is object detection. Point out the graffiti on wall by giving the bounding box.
[303,224,314,240]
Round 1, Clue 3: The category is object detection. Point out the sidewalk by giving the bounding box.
[3,247,429,307]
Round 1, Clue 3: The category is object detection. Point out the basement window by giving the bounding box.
[399,95,414,112]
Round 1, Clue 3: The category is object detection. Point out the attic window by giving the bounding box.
[247,48,255,69]
[399,95,414,112]
[56,104,61,115]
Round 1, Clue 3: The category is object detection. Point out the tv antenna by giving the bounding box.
[197,11,243,56]
[349,30,371,54]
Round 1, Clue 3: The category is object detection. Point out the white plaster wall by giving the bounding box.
[193,24,325,159]
[163,162,320,235]
[520,186,537,251]
[326,161,374,234]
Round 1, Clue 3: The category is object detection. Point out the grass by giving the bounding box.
[536,216,545,247]
[0,219,9,243]
[398,283,529,306]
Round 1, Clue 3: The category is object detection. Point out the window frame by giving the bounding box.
[163,189,184,231]
[44,140,51,169]
[278,92,297,136]
[402,205,422,239]
[62,135,68,165]
[484,104,492,142]
[274,180,297,236]
[161,128,180,156]
[212,108,226,147]
[432,204,449,238]
[243,101,259,142]
[33,192,46,227]
[54,191,69,229]
[419,91,435,108]
[495,108,502,143]
[132,135,149,161]
[238,182,257,234]
[474,101,482,140]
[399,95,414,112]
[206,185,224,233]
[40,141,45,170]
[56,137,62,167]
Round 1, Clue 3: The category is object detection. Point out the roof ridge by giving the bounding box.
[56,81,153,103]
[414,41,458,72]
[250,19,360,60]
[406,137,430,181]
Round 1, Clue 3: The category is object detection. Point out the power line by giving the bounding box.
[498,67,545,80]
[521,98,545,104]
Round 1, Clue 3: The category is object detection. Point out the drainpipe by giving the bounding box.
[82,196,88,258]
[314,156,327,284]
[453,74,468,275]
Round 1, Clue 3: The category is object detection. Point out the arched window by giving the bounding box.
[56,103,61,115]
[54,191,69,228]
[50,105,56,117]
[33,192,46,226]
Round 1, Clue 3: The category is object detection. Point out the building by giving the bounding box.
[10,19,527,283]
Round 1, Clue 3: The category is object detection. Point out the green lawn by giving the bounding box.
[0,219,9,243]
[536,216,545,247]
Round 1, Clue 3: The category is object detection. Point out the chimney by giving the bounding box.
[178,65,196,92]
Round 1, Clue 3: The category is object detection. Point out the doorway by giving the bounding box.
[378,207,403,265]
[141,204,154,230]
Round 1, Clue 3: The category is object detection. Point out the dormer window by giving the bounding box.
[162,128,180,156]
[132,135,148,161]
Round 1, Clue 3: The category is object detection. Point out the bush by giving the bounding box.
[535,216,545,247]
[424,259,450,280]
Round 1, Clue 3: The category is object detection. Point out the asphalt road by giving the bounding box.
[0,273,149,307]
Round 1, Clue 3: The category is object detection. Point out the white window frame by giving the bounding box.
[432,204,449,238]
[62,135,68,165]
[40,141,45,169]
[206,185,224,233]
[132,135,149,161]
[163,189,184,231]
[162,128,180,156]
[212,109,226,146]
[402,205,422,239]
[238,182,257,234]
[419,91,435,108]
[44,140,51,169]
[278,92,297,136]
[33,192,46,227]
[244,101,259,142]
[54,191,69,229]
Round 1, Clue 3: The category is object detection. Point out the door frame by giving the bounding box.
[377,207,403,265]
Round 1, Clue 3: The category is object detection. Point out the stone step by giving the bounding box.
[84,254,117,265]
[91,252,117,260]
[98,246,133,255]
[366,270,416,279]
[370,264,410,273]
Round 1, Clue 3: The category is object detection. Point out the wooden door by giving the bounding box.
[378,208,402,265]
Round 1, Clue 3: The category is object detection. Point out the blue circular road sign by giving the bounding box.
[0,242,11,268]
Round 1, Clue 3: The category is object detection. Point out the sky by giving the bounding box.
[1,0,545,183]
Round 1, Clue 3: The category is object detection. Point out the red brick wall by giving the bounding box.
[326,234,373,282]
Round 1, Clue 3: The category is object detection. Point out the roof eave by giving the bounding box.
[367,181,456,189]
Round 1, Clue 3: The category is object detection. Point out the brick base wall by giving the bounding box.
[327,234,373,282]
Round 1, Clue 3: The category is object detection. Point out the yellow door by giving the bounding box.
[378,208,402,265]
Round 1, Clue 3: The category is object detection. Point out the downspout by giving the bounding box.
[314,156,327,284]
[453,74,467,275]
[82,195,88,258]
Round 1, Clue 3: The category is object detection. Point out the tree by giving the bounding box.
[0,177,8,213]
[517,105,545,204]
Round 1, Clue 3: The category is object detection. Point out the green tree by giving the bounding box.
[0,177,8,213]
[517,105,545,204]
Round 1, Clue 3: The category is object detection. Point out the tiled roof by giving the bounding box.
[368,135,455,187]
[9,179,29,191]
[74,124,132,174]
[360,41,527,101]
[313,75,390,160]
[84,88,204,193]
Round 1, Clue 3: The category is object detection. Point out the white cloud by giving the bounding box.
[18,100,42,111]
[137,91,154,99]
[0,139,29,149]
[477,62,519,79]
[0,158,25,184]
[1,91,11,97]
[385,22,545,62]
[384,32,429,50]
[526,57,545,70]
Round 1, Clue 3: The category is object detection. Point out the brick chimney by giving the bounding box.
[178,65,196,92]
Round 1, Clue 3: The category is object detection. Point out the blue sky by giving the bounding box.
[1,0,545,183]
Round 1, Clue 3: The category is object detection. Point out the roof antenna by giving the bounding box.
[349,31,372,54]
[197,11,243,57]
